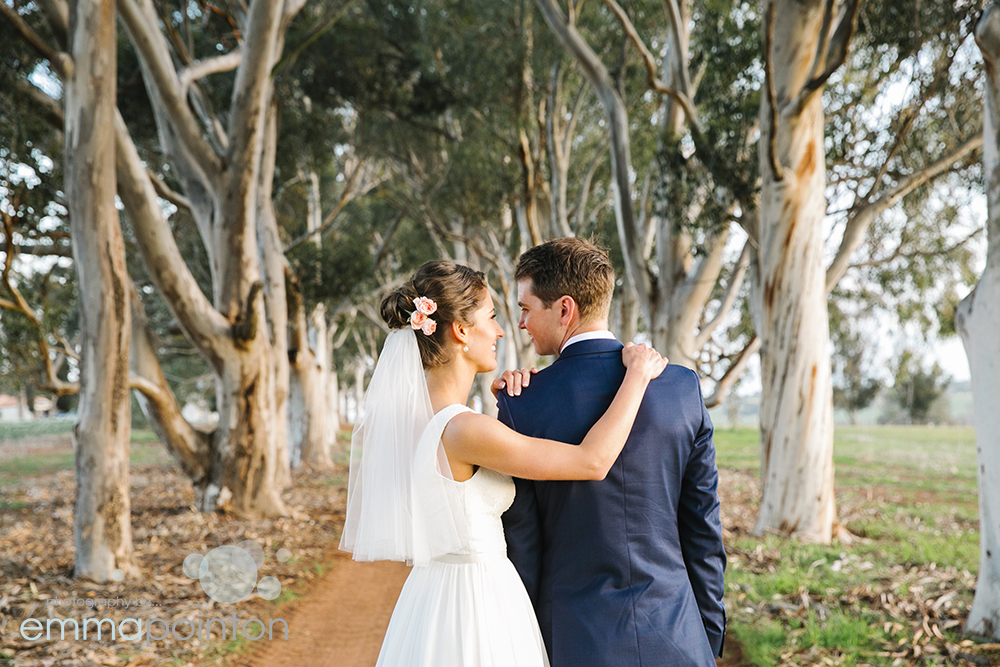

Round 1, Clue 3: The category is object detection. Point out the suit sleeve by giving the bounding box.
[678,371,727,657]
[497,392,543,607]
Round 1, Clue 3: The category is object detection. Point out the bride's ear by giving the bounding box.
[449,320,468,347]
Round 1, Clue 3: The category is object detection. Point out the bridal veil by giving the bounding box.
[339,328,464,566]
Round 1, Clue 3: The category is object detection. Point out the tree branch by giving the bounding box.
[117,0,223,177]
[793,0,861,115]
[763,2,784,182]
[847,227,983,271]
[825,133,983,292]
[128,374,164,401]
[0,241,71,258]
[535,0,651,307]
[129,283,212,484]
[703,335,761,408]
[679,226,730,323]
[147,169,193,211]
[660,0,689,81]
[0,2,72,78]
[0,259,78,396]
[283,159,365,253]
[178,48,243,97]
[571,138,607,233]
[601,0,700,135]
[13,78,65,129]
[695,239,752,350]
[114,109,233,365]
[226,0,284,173]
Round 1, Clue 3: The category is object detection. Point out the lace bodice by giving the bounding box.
[449,466,515,555]
[421,405,515,557]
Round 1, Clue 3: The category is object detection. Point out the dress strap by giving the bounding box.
[428,404,473,441]
[410,403,473,567]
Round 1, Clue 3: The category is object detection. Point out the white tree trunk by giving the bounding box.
[961,2,1000,639]
[536,0,742,381]
[291,299,332,469]
[258,98,291,489]
[66,0,135,581]
[354,361,365,423]
[326,361,341,445]
[340,382,350,426]
[753,0,839,543]
[287,365,305,468]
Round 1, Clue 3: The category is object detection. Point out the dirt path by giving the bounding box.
[235,552,410,667]
[232,550,745,667]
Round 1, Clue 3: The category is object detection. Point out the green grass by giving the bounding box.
[0,431,170,479]
[716,425,984,666]
[0,417,76,441]
[733,617,786,667]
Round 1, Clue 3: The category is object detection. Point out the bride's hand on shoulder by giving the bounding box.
[622,342,668,381]
[491,367,539,398]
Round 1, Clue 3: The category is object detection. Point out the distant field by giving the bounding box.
[715,425,978,499]
[0,426,166,481]
[0,418,76,441]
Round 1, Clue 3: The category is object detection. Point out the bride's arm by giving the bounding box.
[442,343,666,481]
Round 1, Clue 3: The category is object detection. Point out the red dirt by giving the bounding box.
[232,553,411,667]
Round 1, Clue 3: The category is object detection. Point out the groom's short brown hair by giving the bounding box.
[515,237,615,323]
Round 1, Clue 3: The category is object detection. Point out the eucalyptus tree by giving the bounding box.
[960,0,1000,639]
[63,0,135,582]
[752,0,982,542]
[1,0,330,517]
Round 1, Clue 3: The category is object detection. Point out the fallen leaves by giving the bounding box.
[717,466,998,666]
[0,445,353,667]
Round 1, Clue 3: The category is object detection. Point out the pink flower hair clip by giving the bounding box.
[410,296,438,336]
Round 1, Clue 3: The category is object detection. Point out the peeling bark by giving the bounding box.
[753,0,847,544]
[67,0,135,582]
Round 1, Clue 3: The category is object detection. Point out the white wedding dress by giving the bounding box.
[375,404,550,667]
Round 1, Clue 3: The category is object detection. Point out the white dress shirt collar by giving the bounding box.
[559,330,617,354]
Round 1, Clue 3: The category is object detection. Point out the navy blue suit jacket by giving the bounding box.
[498,338,726,666]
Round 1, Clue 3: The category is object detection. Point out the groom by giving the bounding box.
[497,238,726,666]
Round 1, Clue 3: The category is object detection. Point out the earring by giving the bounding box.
[463,345,469,352]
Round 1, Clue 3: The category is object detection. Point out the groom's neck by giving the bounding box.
[557,320,612,354]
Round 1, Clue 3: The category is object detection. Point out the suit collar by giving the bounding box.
[556,337,623,360]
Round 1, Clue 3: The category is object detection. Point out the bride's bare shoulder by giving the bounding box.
[441,411,504,444]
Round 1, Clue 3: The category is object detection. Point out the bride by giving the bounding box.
[339,260,666,667]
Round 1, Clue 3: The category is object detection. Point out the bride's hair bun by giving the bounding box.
[380,282,421,330]
[379,260,487,369]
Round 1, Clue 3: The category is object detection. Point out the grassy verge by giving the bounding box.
[0,430,168,478]
[0,418,76,441]
[714,426,989,666]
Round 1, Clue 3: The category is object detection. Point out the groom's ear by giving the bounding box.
[558,296,578,326]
